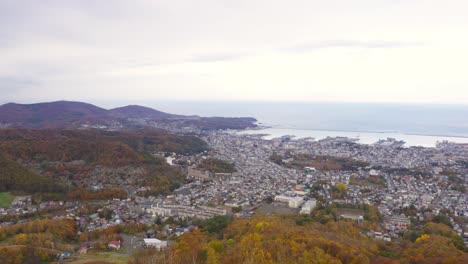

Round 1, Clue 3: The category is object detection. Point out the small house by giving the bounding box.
[108,240,121,250]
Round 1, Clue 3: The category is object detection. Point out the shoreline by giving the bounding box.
[247,125,468,140]
[238,126,468,148]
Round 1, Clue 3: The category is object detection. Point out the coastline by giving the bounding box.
[245,124,468,139]
[238,126,468,147]
[260,125,468,139]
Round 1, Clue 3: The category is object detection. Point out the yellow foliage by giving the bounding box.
[159,215,467,264]
[255,221,271,232]
[206,247,219,264]
[12,233,27,245]
[402,234,465,263]
[415,234,430,243]
[240,233,273,264]
[207,240,224,253]
[336,183,347,192]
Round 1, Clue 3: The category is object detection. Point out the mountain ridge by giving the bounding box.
[0,100,257,130]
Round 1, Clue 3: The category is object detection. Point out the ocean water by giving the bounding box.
[99,100,468,147]
[237,128,468,147]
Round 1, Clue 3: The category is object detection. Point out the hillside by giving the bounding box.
[0,218,78,263]
[131,215,468,264]
[0,155,64,194]
[0,128,209,196]
[0,128,208,160]
[0,101,257,130]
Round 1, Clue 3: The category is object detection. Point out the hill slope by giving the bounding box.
[0,128,208,195]
[0,155,64,194]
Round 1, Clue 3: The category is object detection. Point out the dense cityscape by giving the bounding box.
[2,121,467,262]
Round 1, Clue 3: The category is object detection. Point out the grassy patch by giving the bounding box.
[0,192,15,208]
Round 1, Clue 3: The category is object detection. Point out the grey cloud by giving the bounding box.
[0,76,39,94]
[285,40,426,52]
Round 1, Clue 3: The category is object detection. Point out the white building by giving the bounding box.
[144,238,168,250]
[300,199,317,214]
[288,197,304,208]
[274,195,292,203]
[146,205,172,217]
[274,195,304,208]
[145,204,227,220]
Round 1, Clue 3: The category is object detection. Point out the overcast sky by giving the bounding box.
[1,0,468,104]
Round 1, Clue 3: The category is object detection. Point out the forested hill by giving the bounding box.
[0,101,257,130]
[0,128,209,196]
[0,128,208,161]
[0,155,64,194]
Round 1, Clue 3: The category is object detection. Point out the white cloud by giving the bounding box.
[0,0,468,103]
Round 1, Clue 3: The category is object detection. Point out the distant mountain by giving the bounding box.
[0,101,257,130]
[0,101,108,128]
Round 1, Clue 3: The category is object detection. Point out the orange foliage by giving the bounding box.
[170,229,206,264]
[2,218,76,242]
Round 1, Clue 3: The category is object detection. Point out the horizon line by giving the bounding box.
[2,99,468,108]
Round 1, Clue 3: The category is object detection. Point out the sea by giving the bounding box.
[98,101,468,148]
